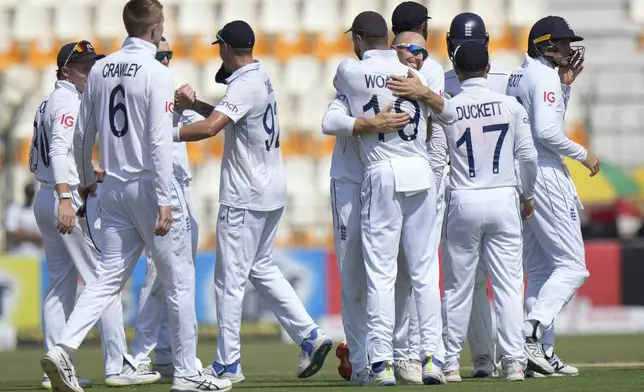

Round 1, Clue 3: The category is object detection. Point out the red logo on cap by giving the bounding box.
[61,114,75,127]
[544,91,555,103]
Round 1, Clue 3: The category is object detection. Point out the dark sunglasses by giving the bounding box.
[394,43,429,60]
[63,40,93,68]
[155,51,173,62]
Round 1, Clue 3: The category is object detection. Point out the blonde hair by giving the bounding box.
[123,0,164,38]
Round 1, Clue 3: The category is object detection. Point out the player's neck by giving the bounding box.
[228,57,255,73]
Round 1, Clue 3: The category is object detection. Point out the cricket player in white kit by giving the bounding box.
[130,37,204,382]
[506,16,600,377]
[173,20,332,383]
[31,41,145,390]
[334,11,457,386]
[39,2,230,392]
[441,41,538,382]
[327,27,452,385]
[441,13,512,380]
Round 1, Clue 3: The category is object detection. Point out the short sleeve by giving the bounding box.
[214,81,254,123]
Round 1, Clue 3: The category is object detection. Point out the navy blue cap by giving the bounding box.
[453,41,489,72]
[529,16,583,47]
[346,11,389,38]
[56,41,103,67]
[212,20,255,48]
[391,1,431,34]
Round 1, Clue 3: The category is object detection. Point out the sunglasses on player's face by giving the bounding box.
[155,51,173,62]
[394,43,429,60]
[63,40,93,68]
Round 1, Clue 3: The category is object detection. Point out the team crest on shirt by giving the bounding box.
[265,79,274,95]
[340,225,347,241]
[570,207,577,221]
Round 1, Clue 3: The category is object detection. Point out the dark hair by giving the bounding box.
[392,21,425,36]
[161,36,166,42]
[353,33,389,50]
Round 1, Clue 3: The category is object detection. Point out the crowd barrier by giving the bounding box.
[1,241,644,347]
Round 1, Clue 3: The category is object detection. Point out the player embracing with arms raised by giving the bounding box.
[40,1,229,392]
[441,40,538,383]
[333,11,456,386]
[506,16,600,377]
[173,20,333,383]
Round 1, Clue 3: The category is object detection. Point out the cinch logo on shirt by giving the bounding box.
[165,101,174,113]
[217,95,239,114]
[544,91,555,104]
[61,114,75,128]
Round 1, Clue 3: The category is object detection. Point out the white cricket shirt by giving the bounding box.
[445,78,538,198]
[444,62,511,97]
[333,50,431,164]
[214,62,287,211]
[505,54,587,164]
[74,37,175,206]
[320,90,364,185]
[173,109,203,185]
[30,81,82,186]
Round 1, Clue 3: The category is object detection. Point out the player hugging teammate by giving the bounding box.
[326,1,598,386]
[30,0,597,391]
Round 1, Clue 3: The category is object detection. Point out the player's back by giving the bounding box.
[217,62,286,211]
[445,63,510,98]
[334,50,430,164]
[88,37,172,181]
[446,78,523,191]
[31,83,81,185]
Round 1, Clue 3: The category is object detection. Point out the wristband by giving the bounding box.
[59,192,72,200]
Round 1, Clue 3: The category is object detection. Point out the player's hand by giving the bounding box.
[155,205,172,236]
[582,151,600,177]
[57,199,76,234]
[559,49,584,85]
[94,168,105,183]
[174,84,196,112]
[371,103,410,132]
[520,196,535,220]
[76,183,97,218]
[387,70,427,100]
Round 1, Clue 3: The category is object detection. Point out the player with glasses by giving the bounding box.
[130,35,205,383]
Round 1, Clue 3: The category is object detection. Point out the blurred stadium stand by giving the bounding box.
[1,0,643,250]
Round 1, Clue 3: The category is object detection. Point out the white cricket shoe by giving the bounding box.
[297,328,333,378]
[393,359,422,385]
[443,369,462,382]
[40,345,83,392]
[171,373,232,392]
[104,360,161,387]
[204,359,246,384]
[349,367,369,386]
[42,374,93,390]
[471,355,497,378]
[525,337,554,375]
[421,355,447,385]
[547,353,579,376]
[368,361,396,386]
[501,360,525,382]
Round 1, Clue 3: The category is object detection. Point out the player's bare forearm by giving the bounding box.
[190,100,216,119]
[420,88,445,114]
[179,111,231,142]
[352,118,379,135]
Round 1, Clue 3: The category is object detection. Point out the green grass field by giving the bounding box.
[2,335,644,391]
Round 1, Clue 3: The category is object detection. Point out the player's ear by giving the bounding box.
[485,63,491,74]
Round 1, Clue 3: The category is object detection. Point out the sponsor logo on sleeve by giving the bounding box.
[60,114,75,128]
[544,91,555,104]
[216,95,239,114]
[165,101,174,113]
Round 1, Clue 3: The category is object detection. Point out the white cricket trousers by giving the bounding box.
[330,179,369,372]
[442,188,526,371]
[131,182,199,366]
[215,205,317,365]
[58,176,198,378]
[34,184,126,376]
[361,161,443,364]
[523,163,589,339]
